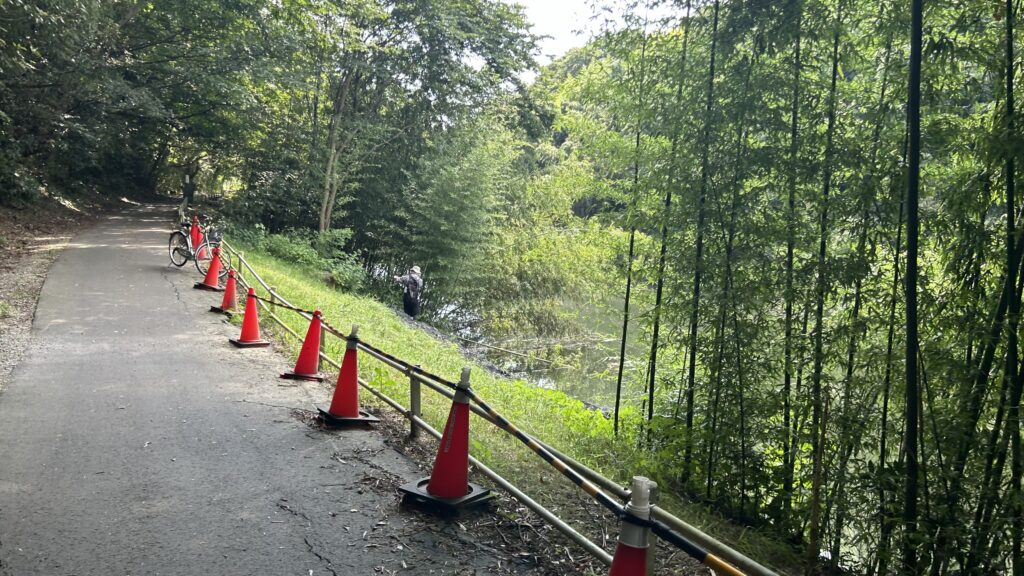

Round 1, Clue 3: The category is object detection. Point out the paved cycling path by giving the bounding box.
[0,206,511,575]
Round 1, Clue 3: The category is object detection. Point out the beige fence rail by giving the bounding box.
[218,239,779,576]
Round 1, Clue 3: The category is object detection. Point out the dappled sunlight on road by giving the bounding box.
[27,236,73,253]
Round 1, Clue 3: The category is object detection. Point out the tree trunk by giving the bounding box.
[318,70,356,234]
[931,3,1020,571]
[781,2,803,530]
[721,55,754,517]
[903,0,923,571]
[683,0,720,488]
[1003,2,1019,569]
[614,19,650,436]
[614,229,636,435]
[318,145,339,233]
[830,17,895,564]
[967,367,1012,573]
[873,183,904,576]
[1007,0,1023,570]
[806,1,843,570]
[706,299,728,501]
[646,0,692,435]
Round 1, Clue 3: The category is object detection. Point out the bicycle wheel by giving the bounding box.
[217,248,232,280]
[168,231,189,267]
[195,240,230,280]
[195,239,214,276]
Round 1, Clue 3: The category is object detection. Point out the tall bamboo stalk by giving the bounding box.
[903,0,923,571]
[1005,1,1023,571]
[683,0,720,487]
[613,15,650,436]
[806,1,843,570]
[781,2,803,529]
[647,0,692,435]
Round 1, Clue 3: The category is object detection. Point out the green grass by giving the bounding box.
[0,301,10,319]
[226,240,799,574]
[231,241,616,453]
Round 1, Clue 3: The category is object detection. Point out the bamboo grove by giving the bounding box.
[2,0,1023,572]
[571,0,1024,573]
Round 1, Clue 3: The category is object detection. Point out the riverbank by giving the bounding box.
[224,237,800,574]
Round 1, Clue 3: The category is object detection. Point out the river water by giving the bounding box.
[462,318,649,411]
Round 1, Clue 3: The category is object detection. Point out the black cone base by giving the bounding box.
[229,338,270,348]
[317,407,380,426]
[210,305,237,314]
[398,477,494,511]
[281,370,325,382]
[194,282,225,292]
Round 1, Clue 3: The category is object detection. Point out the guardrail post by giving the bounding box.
[609,476,653,575]
[319,325,326,372]
[409,365,421,439]
[646,481,659,576]
[269,287,277,309]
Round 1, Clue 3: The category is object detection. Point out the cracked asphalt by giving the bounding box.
[0,206,523,575]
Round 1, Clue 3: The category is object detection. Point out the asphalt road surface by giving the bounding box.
[0,206,514,576]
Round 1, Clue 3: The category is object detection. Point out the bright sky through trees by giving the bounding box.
[512,0,592,64]
[512,1,681,67]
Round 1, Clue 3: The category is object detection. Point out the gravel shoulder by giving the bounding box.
[0,197,109,393]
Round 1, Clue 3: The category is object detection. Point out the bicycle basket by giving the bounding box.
[207,228,224,242]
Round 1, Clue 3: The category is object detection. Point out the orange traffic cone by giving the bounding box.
[194,246,224,291]
[608,477,653,576]
[281,311,325,381]
[318,325,379,425]
[210,269,238,314]
[189,215,201,247]
[229,288,270,348]
[399,368,493,510]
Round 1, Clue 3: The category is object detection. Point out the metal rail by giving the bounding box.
[222,241,613,564]
[218,239,777,576]
[355,373,613,564]
[526,439,779,576]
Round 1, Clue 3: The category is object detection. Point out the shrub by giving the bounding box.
[238,228,368,293]
[263,233,327,269]
[327,258,366,292]
[313,228,354,259]
[224,222,266,247]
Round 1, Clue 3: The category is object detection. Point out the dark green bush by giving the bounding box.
[263,233,326,270]
[233,228,367,293]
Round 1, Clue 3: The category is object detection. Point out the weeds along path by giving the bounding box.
[0,199,98,395]
[0,206,569,575]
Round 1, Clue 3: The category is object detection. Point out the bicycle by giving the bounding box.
[168,213,231,280]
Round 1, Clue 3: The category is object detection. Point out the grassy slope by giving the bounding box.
[228,240,799,573]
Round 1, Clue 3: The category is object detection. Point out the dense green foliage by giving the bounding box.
[0,0,258,203]
[570,1,1021,575]
[228,237,798,571]
[5,0,1024,573]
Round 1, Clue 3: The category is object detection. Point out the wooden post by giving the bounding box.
[319,324,326,372]
[409,365,421,439]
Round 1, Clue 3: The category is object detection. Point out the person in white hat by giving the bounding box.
[393,265,424,318]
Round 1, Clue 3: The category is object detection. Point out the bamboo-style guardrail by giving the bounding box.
[218,239,778,576]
